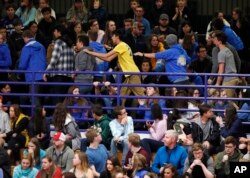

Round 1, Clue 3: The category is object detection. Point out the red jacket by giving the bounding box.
[36,166,62,178]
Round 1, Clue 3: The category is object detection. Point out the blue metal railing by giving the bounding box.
[1,69,250,117]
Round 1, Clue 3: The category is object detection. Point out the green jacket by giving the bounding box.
[94,114,112,148]
[215,149,243,176]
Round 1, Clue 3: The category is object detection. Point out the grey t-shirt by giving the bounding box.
[218,47,237,82]
[194,118,212,141]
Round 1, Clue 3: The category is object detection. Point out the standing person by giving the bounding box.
[215,136,243,178]
[18,29,46,106]
[134,6,151,36]
[84,30,145,106]
[69,151,94,178]
[43,24,74,105]
[109,106,134,165]
[73,34,96,95]
[151,130,188,175]
[36,155,62,178]
[46,132,74,172]
[134,34,191,85]
[0,32,12,83]
[212,30,239,97]
[184,143,214,178]
[85,128,109,177]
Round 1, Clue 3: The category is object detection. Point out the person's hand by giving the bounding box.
[83,48,90,54]
[239,137,247,143]
[193,159,202,166]
[28,148,34,154]
[207,79,213,85]
[138,99,146,105]
[145,121,152,129]
[160,166,165,173]
[93,81,100,87]
[121,117,127,125]
[104,81,111,87]
[203,141,210,149]
[222,155,228,162]
[134,52,143,57]
[66,134,72,140]
[216,116,223,125]
[43,74,47,82]
[175,7,179,15]
[123,164,133,170]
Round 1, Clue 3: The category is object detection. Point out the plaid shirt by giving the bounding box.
[46,39,74,77]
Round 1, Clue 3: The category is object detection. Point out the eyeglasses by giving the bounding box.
[120,111,127,115]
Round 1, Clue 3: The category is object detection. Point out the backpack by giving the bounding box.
[191,122,203,143]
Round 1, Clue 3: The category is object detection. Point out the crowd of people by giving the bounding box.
[0,0,250,178]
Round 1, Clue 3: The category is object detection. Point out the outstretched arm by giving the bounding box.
[84,49,117,62]
[134,52,156,59]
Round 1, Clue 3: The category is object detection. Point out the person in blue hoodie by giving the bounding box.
[0,32,12,82]
[18,29,46,106]
[211,18,244,51]
[88,30,109,82]
[134,34,191,85]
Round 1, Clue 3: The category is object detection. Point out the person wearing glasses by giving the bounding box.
[215,136,243,178]
[109,106,134,166]
[184,143,214,178]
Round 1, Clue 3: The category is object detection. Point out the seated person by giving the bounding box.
[184,143,214,178]
[215,136,243,178]
[151,130,187,175]
[109,106,134,165]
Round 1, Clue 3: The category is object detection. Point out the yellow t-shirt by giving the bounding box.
[113,42,140,75]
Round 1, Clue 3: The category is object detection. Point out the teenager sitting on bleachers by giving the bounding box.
[28,105,50,149]
[237,88,250,122]
[184,143,214,178]
[100,156,121,178]
[124,133,149,176]
[140,104,167,158]
[52,103,82,150]
[23,137,46,170]
[137,85,166,121]
[0,104,29,164]
[63,86,89,126]
[109,106,134,166]
[13,154,38,178]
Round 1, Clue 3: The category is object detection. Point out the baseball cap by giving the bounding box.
[52,132,66,142]
[165,34,177,47]
[159,14,169,20]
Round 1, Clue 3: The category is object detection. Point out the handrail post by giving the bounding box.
[31,71,35,116]
[204,74,208,104]
[116,72,121,106]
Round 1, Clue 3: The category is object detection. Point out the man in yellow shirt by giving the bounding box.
[84,30,145,106]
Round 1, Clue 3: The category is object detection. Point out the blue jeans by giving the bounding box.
[110,138,129,165]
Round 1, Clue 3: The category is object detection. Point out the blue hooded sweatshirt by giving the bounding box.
[222,26,244,51]
[89,41,109,77]
[18,39,46,81]
[0,43,12,69]
[155,44,191,83]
